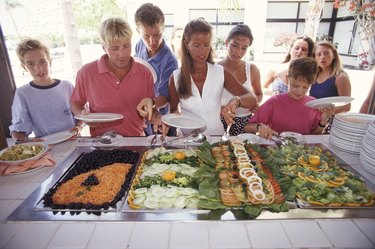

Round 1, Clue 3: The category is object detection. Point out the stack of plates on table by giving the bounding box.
[329,113,375,154]
[359,120,375,175]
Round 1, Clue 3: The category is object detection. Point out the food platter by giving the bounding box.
[305,96,354,109]
[0,142,49,165]
[42,130,76,145]
[36,149,140,214]
[266,142,375,209]
[7,141,375,221]
[75,113,124,123]
[123,141,375,215]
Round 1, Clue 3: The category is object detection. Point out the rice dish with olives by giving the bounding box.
[52,163,131,205]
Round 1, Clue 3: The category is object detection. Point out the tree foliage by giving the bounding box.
[334,0,375,39]
[72,0,125,34]
[334,0,375,69]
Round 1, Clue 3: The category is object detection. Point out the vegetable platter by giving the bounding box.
[126,140,291,218]
[265,142,375,208]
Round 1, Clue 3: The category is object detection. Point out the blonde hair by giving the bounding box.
[16,38,50,64]
[99,18,132,45]
[314,40,346,77]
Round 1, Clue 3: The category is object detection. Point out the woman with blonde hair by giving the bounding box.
[263,36,315,95]
[309,40,351,133]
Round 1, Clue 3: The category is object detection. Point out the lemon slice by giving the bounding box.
[309,155,321,165]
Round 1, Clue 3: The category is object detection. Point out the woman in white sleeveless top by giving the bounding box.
[219,24,263,135]
[167,18,258,136]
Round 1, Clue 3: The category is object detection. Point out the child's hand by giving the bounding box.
[319,106,335,123]
[257,124,278,139]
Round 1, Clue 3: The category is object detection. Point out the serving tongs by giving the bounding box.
[150,125,164,146]
[79,131,117,144]
[271,135,298,147]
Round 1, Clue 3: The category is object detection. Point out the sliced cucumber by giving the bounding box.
[173,196,187,208]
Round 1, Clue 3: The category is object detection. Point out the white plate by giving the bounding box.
[42,130,76,145]
[92,134,123,147]
[280,131,305,143]
[335,113,375,128]
[134,57,157,83]
[234,107,252,118]
[0,142,49,165]
[305,96,354,109]
[161,114,206,130]
[8,165,46,176]
[237,133,260,144]
[75,113,124,123]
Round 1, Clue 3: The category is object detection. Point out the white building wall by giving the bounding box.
[244,1,268,61]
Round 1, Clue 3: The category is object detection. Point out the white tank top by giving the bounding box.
[173,63,225,135]
[221,61,254,117]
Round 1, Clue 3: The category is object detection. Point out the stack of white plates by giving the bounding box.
[329,113,375,154]
[359,120,375,175]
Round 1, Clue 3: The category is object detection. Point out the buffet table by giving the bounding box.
[0,135,374,249]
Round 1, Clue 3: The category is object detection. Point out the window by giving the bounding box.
[189,8,244,38]
[264,0,358,59]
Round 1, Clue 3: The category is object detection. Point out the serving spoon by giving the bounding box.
[221,124,232,142]
[184,133,207,143]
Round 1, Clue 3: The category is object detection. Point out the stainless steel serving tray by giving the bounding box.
[6,144,375,222]
[34,147,141,214]
[294,143,375,209]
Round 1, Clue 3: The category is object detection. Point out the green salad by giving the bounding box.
[0,144,45,161]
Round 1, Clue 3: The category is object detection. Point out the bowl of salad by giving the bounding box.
[0,142,49,164]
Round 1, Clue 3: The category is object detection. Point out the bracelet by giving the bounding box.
[318,121,327,128]
[151,98,156,108]
[232,96,241,108]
